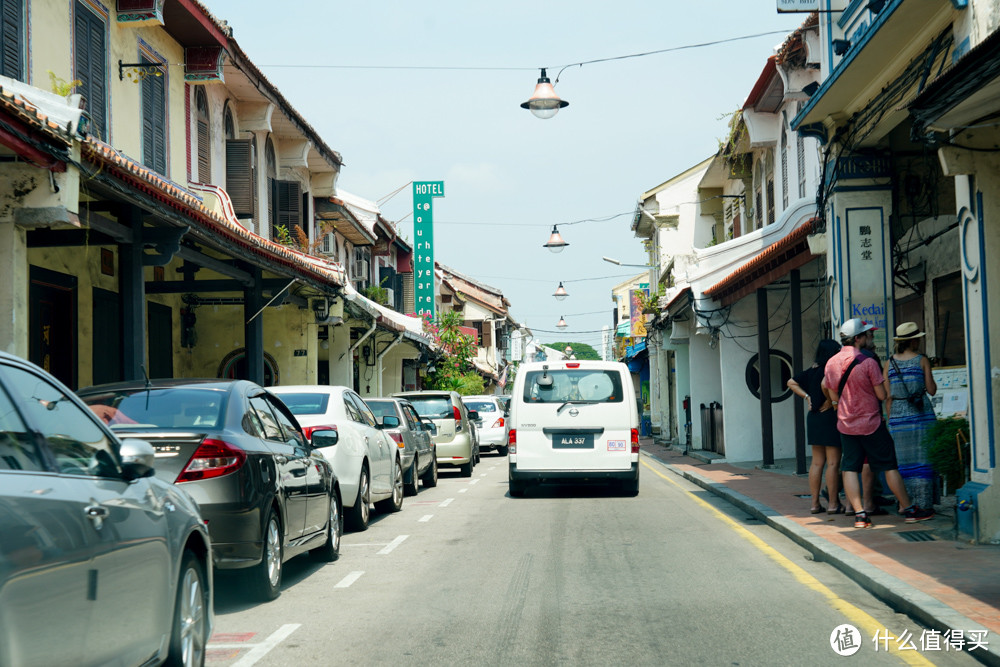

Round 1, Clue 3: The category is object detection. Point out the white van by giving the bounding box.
[507,360,639,496]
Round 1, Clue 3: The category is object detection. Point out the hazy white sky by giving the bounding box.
[204,0,805,349]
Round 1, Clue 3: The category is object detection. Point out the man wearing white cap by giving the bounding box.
[824,318,934,528]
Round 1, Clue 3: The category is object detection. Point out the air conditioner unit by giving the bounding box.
[353,259,369,280]
[320,233,335,255]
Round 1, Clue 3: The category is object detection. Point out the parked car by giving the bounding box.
[366,397,438,495]
[507,360,640,497]
[393,390,480,477]
[462,395,510,455]
[0,352,213,667]
[270,386,404,532]
[77,379,342,602]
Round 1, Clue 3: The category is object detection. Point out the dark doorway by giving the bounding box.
[92,287,122,385]
[29,266,77,389]
[147,302,173,379]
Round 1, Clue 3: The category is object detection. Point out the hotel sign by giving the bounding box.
[777,0,819,11]
[413,181,444,319]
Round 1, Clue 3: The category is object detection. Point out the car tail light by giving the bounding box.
[453,405,462,426]
[176,438,247,483]
[387,430,404,447]
[631,428,639,454]
[302,424,337,440]
[566,362,580,368]
[492,417,505,428]
[508,428,516,454]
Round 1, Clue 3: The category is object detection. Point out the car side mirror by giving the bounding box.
[120,438,155,480]
[380,415,401,429]
[311,429,339,448]
[422,420,437,436]
[467,410,479,421]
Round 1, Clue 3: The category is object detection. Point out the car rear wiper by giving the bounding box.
[556,400,597,414]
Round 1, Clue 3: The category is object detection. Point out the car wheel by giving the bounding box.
[498,445,509,456]
[165,550,207,667]
[403,459,419,497]
[509,478,526,497]
[248,508,282,601]
[346,465,371,532]
[475,446,481,465]
[376,457,404,513]
[310,491,341,562]
[422,456,438,488]
[460,457,473,477]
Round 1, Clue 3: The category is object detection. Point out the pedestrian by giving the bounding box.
[787,339,845,514]
[824,318,935,528]
[884,322,938,512]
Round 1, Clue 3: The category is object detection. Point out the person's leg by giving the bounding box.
[840,434,865,514]
[842,469,864,515]
[810,445,826,511]
[825,446,841,508]
[862,464,876,512]
[883,469,913,509]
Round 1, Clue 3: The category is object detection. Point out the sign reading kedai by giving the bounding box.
[413,181,445,320]
[777,0,819,11]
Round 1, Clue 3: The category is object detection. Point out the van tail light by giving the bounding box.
[492,417,504,428]
[566,362,580,368]
[631,428,640,454]
[453,405,462,427]
[302,424,337,441]
[508,428,516,454]
[177,438,247,483]
[387,430,404,447]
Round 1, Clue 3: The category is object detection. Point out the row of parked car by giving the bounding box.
[0,349,510,667]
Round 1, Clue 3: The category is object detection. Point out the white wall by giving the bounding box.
[688,333,721,450]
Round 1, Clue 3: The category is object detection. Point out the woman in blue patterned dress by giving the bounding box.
[883,322,938,511]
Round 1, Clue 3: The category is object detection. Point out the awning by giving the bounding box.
[616,320,630,336]
[625,339,647,360]
[703,220,816,307]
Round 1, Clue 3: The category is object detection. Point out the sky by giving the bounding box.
[203,0,807,351]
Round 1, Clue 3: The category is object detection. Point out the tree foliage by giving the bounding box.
[548,341,601,360]
[422,311,484,395]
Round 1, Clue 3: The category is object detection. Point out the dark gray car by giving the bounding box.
[366,398,437,495]
[78,379,342,602]
[0,352,213,667]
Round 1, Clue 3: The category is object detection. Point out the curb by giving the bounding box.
[640,450,1000,667]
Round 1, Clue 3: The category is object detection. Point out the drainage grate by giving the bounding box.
[898,530,937,542]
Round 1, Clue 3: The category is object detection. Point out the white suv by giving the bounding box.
[507,360,639,497]
[462,395,509,455]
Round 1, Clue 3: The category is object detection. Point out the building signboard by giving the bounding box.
[412,181,445,319]
[776,0,819,11]
[629,289,647,338]
[845,207,890,358]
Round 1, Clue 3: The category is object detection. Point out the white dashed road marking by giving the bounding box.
[378,534,409,555]
[334,571,364,588]
[458,488,468,493]
[470,479,480,485]
[439,498,454,507]
[228,624,301,667]
[419,514,433,522]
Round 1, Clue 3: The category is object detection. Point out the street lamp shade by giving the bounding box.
[520,68,569,120]
[543,225,569,253]
[553,281,569,301]
[556,316,568,330]
[602,256,622,266]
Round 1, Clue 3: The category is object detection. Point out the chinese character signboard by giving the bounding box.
[412,181,444,319]
[629,289,647,338]
[846,208,890,358]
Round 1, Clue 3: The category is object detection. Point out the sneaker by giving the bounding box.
[854,511,873,529]
[903,505,935,523]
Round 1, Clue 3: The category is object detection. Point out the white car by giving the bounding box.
[462,395,510,455]
[271,386,403,531]
[507,360,640,497]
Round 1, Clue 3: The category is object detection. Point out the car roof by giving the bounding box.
[271,385,349,395]
[77,378,245,394]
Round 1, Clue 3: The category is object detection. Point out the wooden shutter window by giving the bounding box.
[272,180,302,238]
[226,139,255,217]
[74,2,106,139]
[482,322,492,348]
[141,56,166,174]
[0,0,23,80]
[195,89,210,183]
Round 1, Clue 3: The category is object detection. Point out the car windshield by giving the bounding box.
[464,401,496,413]
[406,397,452,418]
[365,400,397,419]
[80,387,227,429]
[272,392,330,415]
[523,370,623,404]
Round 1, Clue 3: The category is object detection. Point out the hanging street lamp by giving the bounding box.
[520,68,569,120]
[556,316,568,330]
[543,225,569,253]
[553,282,569,300]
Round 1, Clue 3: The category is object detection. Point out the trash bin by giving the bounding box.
[700,403,714,452]
[711,401,724,456]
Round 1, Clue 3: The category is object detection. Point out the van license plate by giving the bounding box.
[552,433,594,449]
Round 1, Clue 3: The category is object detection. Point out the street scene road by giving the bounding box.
[206,452,981,666]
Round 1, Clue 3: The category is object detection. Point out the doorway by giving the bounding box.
[147,302,173,379]
[92,287,122,385]
[30,266,77,389]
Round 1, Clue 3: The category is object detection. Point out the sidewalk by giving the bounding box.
[640,438,1000,666]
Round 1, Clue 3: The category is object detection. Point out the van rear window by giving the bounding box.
[522,370,623,403]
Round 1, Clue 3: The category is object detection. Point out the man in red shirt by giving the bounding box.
[824,318,934,528]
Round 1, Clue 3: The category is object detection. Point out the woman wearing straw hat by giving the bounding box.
[883,322,938,512]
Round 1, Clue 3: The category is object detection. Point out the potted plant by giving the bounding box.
[923,416,970,495]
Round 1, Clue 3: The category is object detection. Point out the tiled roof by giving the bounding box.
[664,286,691,313]
[742,57,778,110]
[0,85,75,145]
[703,219,816,306]
[776,12,818,67]
[82,138,344,290]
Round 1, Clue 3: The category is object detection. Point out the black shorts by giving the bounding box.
[807,410,840,448]
[840,423,898,473]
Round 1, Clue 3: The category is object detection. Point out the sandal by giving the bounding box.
[810,505,826,514]
[827,504,846,515]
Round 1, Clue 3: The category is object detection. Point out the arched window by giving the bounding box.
[764,152,775,226]
[780,126,789,210]
[266,136,276,229]
[195,88,210,183]
[223,103,235,140]
[754,158,763,230]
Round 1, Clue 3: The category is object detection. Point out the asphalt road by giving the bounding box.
[207,452,982,666]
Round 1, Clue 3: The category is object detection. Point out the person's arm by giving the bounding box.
[787,377,812,411]
[883,360,893,416]
[922,355,937,396]
[870,359,888,401]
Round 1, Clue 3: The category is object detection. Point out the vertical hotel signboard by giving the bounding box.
[413,181,444,319]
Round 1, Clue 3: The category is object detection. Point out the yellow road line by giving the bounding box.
[642,459,933,666]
